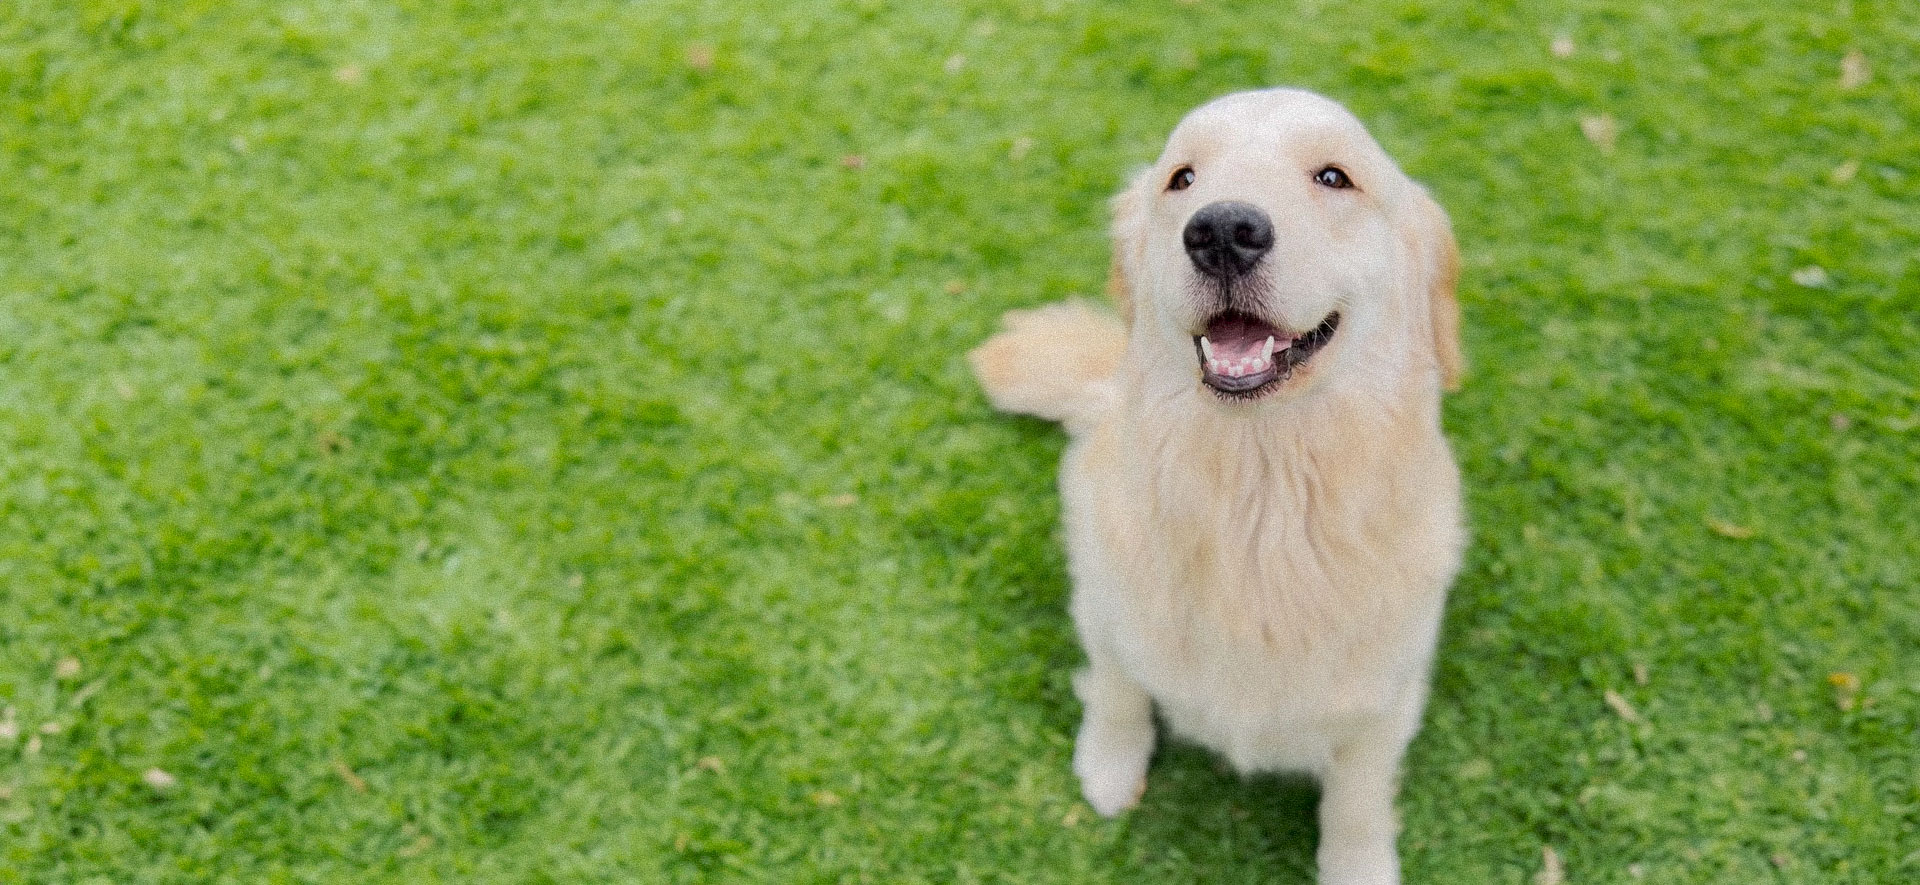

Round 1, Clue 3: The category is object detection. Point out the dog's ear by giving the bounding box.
[1105,167,1153,329]
[1404,185,1463,391]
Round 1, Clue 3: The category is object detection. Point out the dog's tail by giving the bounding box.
[968,301,1125,433]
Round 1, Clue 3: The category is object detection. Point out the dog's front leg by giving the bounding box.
[1315,732,1408,885]
[1070,660,1155,816]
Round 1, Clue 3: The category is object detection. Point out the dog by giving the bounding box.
[969,88,1465,885]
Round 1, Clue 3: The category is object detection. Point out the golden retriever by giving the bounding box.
[969,88,1464,885]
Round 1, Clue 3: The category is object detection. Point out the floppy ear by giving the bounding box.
[1105,167,1153,329]
[1405,185,1464,391]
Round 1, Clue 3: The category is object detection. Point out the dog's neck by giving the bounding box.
[1143,380,1431,450]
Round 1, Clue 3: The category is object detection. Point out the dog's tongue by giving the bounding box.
[1204,314,1287,363]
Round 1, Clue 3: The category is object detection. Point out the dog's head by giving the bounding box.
[1109,89,1461,404]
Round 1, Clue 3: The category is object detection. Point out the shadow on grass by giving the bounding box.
[1120,735,1322,882]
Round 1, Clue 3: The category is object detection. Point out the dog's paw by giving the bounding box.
[1071,730,1151,816]
[1077,765,1147,817]
[1316,842,1401,885]
[1073,732,1150,816]
[1069,668,1155,817]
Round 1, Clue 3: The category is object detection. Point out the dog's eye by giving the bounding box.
[1167,166,1195,191]
[1313,166,1354,189]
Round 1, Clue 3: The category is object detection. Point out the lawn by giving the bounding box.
[2,0,1916,882]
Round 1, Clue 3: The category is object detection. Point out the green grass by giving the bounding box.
[2,0,1916,881]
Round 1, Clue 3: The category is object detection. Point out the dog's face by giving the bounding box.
[1110,89,1461,404]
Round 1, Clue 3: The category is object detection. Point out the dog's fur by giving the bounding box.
[970,89,1464,885]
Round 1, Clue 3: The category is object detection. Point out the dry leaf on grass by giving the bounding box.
[685,44,716,72]
[143,767,178,790]
[1535,845,1565,885]
[55,657,81,680]
[1579,113,1617,153]
[1791,266,1830,288]
[1707,518,1754,539]
[1840,50,1869,89]
[1604,689,1642,723]
[1828,672,1860,711]
[333,759,369,793]
[1551,36,1575,58]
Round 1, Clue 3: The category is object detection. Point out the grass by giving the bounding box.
[1,0,1916,881]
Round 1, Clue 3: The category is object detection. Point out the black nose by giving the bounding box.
[1183,201,1274,278]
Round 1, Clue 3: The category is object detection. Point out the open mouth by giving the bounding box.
[1192,311,1340,398]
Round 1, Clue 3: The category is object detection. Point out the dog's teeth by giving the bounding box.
[1261,336,1275,360]
[1200,336,1215,360]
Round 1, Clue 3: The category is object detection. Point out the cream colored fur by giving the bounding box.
[969,89,1465,885]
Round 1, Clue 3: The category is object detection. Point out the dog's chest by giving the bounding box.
[1062,417,1458,772]
[1107,512,1419,770]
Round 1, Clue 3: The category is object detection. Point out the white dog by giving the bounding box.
[970,89,1465,885]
